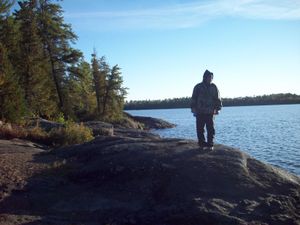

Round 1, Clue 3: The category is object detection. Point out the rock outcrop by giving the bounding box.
[27,118,64,132]
[131,115,176,129]
[125,112,176,129]
[0,135,299,225]
[83,121,114,136]
[83,113,175,139]
[113,128,161,139]
[83,120,164,139]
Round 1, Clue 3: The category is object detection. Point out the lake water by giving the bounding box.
[127,104,300,175]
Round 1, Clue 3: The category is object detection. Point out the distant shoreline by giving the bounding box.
[125,93,300,110]
[125,102,300,110]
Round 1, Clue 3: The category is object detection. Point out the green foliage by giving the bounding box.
[49,122,94,146]
[37,0,82,118]
[55,112,65,124]
[0,15,21,76]
[0,120,93,146]
[0,43,26,122]
[0,0,127,123]
[103,64,128,120]
[0,121,49,145]
[67,59,96,121]
[15,0,58,118]
[91,53,127,121]
[91,51,106,117]
[0,0,14,16]
[26,125,49,144]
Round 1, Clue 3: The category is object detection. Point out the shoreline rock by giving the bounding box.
[83,113,176,139]
[83,121,114,136]
[124,112,176,130]
[0,135,299,225]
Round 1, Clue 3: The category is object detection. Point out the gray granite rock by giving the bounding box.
[2,136,296,225]
[114,128,160,139]
[27,118,63,132]
[125,112,176,129]
[83,121,114,136]
[132,115,176,129]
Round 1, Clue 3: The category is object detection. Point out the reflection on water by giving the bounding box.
[127,104,300,175]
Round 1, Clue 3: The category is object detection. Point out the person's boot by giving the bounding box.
[206,141,214,150]
[198,141,207,149]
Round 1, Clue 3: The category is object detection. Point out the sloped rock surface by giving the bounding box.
[83,121,114,136]
[126,113,176,129]
[0,136,299,225]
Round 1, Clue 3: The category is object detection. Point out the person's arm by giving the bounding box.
[191,85,198,113]
[214,85,222,113]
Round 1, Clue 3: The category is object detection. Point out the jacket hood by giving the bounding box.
[203,70,213,82]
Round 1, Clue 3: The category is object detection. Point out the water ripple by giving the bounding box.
[127,104,300,175]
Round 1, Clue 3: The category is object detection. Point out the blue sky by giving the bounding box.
[60,1,300,100]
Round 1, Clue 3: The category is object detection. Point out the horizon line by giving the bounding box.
[125,92,300,102]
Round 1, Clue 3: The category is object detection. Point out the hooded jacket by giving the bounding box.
[191,82,222,115]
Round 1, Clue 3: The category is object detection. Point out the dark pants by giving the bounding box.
[196,114,215,144]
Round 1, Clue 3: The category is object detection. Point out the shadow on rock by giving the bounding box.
[0,136,299,225]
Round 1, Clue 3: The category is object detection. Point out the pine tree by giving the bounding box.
[0,0,128,122]
[104,64,127,119]
[67,59,96,120]
[37,0,82,118]
[0,43,25,122]
[0,16,21,76]
[0,0,14,17]
[0,0,25,122]
[15,0,58,118]
[91,52,107,118]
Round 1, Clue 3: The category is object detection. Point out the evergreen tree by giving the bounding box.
[37,0,82,117]
[91,51,127,120]
[0,0,25,122]
[91,52,106,118]
[0,0,14,17]
[104,64,127,119]
[0,15,21,74]
[0,43,25,122]
[98,56,110,115]
[15,0,57,118]
[67,59,96,120]
[0,0,128,123]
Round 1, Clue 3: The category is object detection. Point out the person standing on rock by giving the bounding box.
[191,70,222,149]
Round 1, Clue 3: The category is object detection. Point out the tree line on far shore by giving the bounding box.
[0,0,127,123]
[124,93,300,110]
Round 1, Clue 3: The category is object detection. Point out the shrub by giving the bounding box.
[26,126,50,145]
[0,120,94,147]
[49,122,94,146]
[112,116,144,130]
[55,113,66,124]
[0,123,27,139]
[0,122,51,145]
